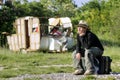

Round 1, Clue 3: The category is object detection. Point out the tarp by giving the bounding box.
[48,17,72,29]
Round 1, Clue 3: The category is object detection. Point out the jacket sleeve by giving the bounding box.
[76,34,81,53]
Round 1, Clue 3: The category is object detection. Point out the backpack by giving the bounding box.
[97,56,112,74]
[80,55,112,74]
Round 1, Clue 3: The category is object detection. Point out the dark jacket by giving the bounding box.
[76,31,104,53]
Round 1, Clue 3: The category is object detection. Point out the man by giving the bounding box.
[72,20,104,75]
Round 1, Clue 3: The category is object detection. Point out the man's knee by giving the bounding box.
[85,49,93,57]
[85,48,92,53]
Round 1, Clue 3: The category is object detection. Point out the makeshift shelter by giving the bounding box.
[7,16,41,51]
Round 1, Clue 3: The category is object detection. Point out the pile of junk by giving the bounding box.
[7,16,75,52]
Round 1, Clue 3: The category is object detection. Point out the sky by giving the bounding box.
[73,0,90,7]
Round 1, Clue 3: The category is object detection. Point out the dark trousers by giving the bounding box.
[72,47,103,72]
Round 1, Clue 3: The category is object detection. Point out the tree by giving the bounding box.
[0,2,16,33]
[40,0,76,17]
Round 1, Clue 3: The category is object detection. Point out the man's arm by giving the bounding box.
[76,34,81,53]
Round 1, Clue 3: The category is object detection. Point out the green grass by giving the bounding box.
[103,46,120,72]
[0,46,120,79]
[0,48,73,78]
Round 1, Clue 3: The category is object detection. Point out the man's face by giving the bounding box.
[77,26,87,36]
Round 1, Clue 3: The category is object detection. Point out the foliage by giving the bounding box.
[0,0,120,47]
[72,0,120,46]
[40,0,76,17]
[0,6,16,33]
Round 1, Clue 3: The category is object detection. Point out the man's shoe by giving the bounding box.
[73,69,84,75]
[84,70,96,75]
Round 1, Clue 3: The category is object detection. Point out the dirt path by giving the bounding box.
[0,64,120,80]
[6,72,120,80]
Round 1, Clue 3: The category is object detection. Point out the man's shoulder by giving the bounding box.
[87,31,93,35]
[87,31,97,37]
[87,31,93,34]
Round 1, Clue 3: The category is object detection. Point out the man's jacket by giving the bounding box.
[76,31,104,53]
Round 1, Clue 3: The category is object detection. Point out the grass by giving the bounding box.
[103,46,120,72]
[0,46,120,79]
[0,48,74,78]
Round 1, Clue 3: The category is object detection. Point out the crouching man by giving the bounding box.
[72,20,104,75]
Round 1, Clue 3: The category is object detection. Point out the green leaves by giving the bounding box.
[0,0,120,47]
[40,0,76,17]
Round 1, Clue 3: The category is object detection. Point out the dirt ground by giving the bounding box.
[7,72,120,80]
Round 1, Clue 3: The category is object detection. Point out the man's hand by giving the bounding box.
[76,53,81,60]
